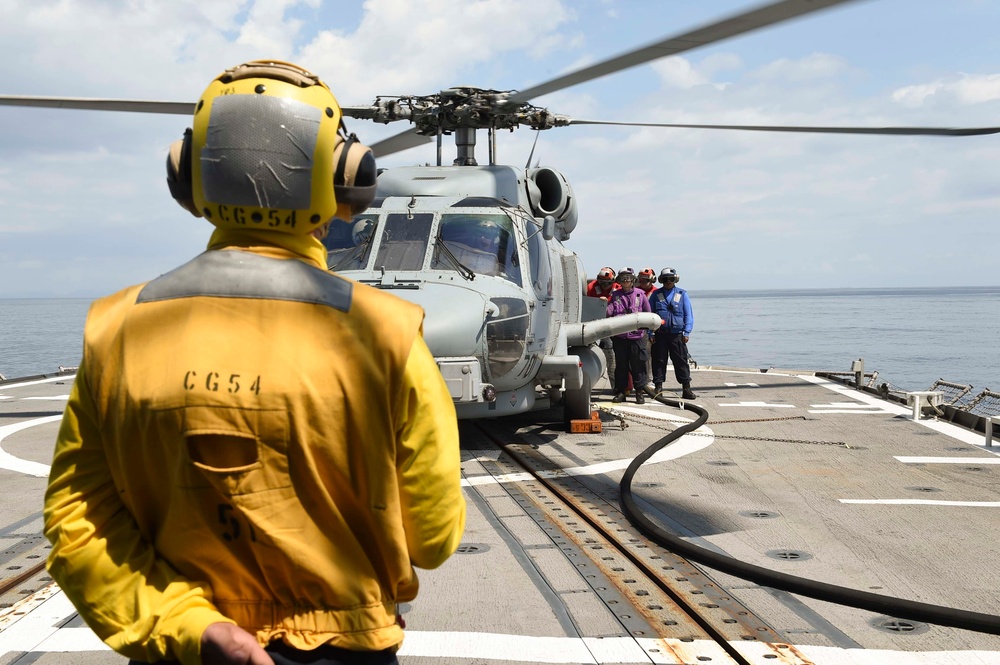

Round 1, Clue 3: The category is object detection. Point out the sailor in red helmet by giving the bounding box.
[637,267,657,299]
[587,266,620,384]
[587,266,619,300]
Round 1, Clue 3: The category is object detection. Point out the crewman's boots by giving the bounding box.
[635,391,645,405]
[682,383,696,400]
[612,393,626,403]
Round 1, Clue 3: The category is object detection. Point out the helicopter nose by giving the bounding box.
[409,287,490,358]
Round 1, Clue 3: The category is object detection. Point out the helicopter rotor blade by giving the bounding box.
[0,95,380,120]
[365,0,864,158]
[0,95,193,115]
[369,128,432,159]
[567,119,1000,137]
[0,91,433,158]
[507,0,863,103]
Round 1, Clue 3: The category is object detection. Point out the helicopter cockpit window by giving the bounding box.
[324,214,378,271]
[432,214,522,286]
[374,213,434,271]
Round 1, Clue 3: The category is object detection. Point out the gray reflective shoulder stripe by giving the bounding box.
[136,250,352,312]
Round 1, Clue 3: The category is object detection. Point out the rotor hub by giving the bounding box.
[353,87,570,135]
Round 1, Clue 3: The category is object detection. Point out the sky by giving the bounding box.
[1,0,999,297]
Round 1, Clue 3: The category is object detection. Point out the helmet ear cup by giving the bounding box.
[166,128,201,218]
[332,133,377,221]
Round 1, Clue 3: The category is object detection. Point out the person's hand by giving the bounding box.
[201,622,274,665]
[682,336,690,343]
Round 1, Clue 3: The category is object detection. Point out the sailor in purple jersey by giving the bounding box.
[606,267,651,404]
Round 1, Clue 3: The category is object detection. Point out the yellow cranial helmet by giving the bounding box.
[166,60,377,234]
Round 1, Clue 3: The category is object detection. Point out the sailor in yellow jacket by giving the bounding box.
[43,61,466,665]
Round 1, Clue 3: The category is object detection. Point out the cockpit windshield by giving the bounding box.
[432,214,522,286]
[324,214,377,271]
[374,213,434,271]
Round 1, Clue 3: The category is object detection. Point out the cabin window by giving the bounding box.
[432,214,522,286]
[324,214,378,271]
[373,213,434,271]
[526,222,553,299]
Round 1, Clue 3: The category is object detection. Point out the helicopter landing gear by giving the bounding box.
[563,371,593,430]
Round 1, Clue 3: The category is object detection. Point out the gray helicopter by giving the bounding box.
[3,0,998,425]
[322,89,655,422]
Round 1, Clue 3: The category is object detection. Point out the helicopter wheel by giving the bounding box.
[563,371,593,430]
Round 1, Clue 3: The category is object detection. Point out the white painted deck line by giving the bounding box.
[810,402,882,408]
[461,417,716,488]
[724,382,759,387]
[7,607,1000,665]
[0,415,60,477]
[719,402,796,408]
[801,375,912,415]
[802,374,1000,450]
[896,456,1000,465]
[0,375,73,391]
[807,409,889,414]
[737,641,1000,665]
[840,499,1000,507]
[22,395,69,400]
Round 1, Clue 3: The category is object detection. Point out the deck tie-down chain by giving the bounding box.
[595,405,853,448]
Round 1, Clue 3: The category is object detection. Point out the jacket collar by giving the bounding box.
[206,228,328,270]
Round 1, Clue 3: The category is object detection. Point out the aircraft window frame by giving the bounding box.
[324,214,379,271]
[373,213,435,272]
[432,213,523,286]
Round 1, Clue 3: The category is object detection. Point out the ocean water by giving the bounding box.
[692,286,1000,393]
[1,287,998,392]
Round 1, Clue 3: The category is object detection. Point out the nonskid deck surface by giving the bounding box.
[2,370,1000,664]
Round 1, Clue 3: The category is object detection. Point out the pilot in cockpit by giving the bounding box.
[439,218,504,275]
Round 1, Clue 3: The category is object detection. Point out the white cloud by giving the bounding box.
[893,73,1000,108]
[650,55,741,91]
[651,57,711,89]
[298,0,573,102]
[751,53,849,84]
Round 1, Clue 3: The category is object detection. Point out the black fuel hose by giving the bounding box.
[618,395,1000,635]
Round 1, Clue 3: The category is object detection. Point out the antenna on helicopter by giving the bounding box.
[525,130,541,170]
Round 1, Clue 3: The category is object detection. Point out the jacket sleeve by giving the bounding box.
[43,364,232,665]
[640,292,651,313]
[606,293,622,317]
[394,335,466,570]
[683,293,694,335]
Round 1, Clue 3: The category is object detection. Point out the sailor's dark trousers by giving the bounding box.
[612,336,647,394]
[652,331,691,386]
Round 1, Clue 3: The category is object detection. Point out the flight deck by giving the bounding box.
[3,368,1000,664]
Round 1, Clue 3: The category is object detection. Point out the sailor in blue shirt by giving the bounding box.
[648,267,696,400]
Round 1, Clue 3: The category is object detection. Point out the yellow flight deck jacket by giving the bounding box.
[43,233,466,665]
